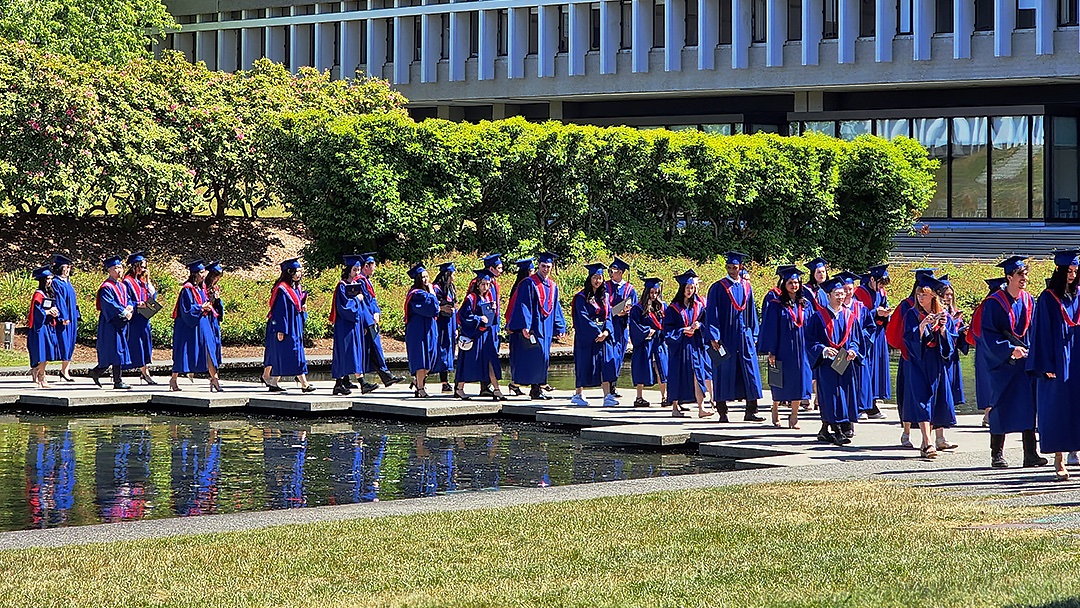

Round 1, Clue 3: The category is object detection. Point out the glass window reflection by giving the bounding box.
[913,117,949,218]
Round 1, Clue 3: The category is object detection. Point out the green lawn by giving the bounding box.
[0,349,27,368]
[1,481,1078,607]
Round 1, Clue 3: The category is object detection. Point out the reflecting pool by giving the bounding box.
[0,413,734,532]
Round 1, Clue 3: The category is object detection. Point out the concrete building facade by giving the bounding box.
[161,0,1080,223]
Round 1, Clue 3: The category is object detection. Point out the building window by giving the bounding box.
[560,5,569,53]
[876,118,911,139]
[441,14,450,59]
[913,117,949,218]
[704,124,734,135]
[470,11,479,57]
[1061,0,1079,25]
[804,121,837,136]
[840,120,872,140]
[936,0,954,32]
[686,0,699,46]
[499,9,509,56]
[621,0,633,48]
[1017,6,1037,27]
[898,0,913,33]
[653,0,666,48]
[788,0,802,39]
[590,4,601,50]
[529,8,539,55]
[860,0,875,36]
[823,0,839,38]
[975,0,994,30]
[720,0,733,43]
[414,17,422,62]
[1033,116,1045,218]
[1051,116,1078,220]
[753,0,767,42]
[951,117,988,218]
[990,116,1031,219]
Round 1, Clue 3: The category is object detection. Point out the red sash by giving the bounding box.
[968,301,986,345]
[358,276,375,299]
[577,290,609,321]
[95,278,129,311]
[266,282,302,320]
[459,293,490,332]
[672,297,703,327]
[606,280,633,307]
[403,288,425,324]
[719,277,751,312]
[822,306,858,350]
[27,290,54,327]
[123,275,148,303]
[783,302,807,328]
[853,285,875,310]
[989,290,1033,339]
[529,275,555,318]
[329,280,349,325]
[173,283,216,319]
[1046,291,1080,328]
[885,297,914,355]
[505,286,521,325]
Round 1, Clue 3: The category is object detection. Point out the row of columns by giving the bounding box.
[167,0,1063,84]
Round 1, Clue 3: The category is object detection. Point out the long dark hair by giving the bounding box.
[272,268,300,294]
[186,271,203,285]
[671,283,697,308]
[645,286,664,315]
[433,269,455,304]
[1047,265,1079,299]
[411,275,426,291]
[583,276,607,309]
[777,277,806,308]
[509,266,533,300]
[37,277,54,298]
[806,268,827,288]
[340,265,355,281]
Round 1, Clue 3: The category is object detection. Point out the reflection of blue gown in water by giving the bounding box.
[32,431,76,527]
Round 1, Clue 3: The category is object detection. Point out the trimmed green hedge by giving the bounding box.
[268,114,938,272]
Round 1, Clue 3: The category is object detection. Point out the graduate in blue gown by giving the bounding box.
[331,254,368,396]
[27,266,59,388]
[121,251,158,384]
[629,277,669,408]
[431,261,458,393]
[506,252,567,400]
[802,257,832,312]
[837,270,877,437]
[888,267,936,447]
[203,261,225,389]
[806,277,862,446]
[758,266,812,429]
[570,264,619,407]
[262,258,315,393]
[454,270,504,401]
[356,252,404,389]
[970,277,1007,427]
[170,259,223,393]
[901,275,959,459]
[1026,252,1079,478]
[50,254,79,382]
[471,253,506,398]
[88,255,134,390]
[937,276,970,410]
[605,257,637,398]
[504,258,536,396]
[852,264,892,417]
[705,251,763,422]
[665,270,714,419]
[403,263,442,398]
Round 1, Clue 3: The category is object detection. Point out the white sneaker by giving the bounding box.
[602,394,619,407]
[858,412,868,421]
[900,433,913,448]
[569,394,589,407]
[1068,452,1080,467]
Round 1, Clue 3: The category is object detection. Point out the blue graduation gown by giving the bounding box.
[27,290,59,367]
[95,279,132,368]
[1027,290,1080,452]
[263,283,308,377]
[432,284,457,374]
[172,284,209,374]
[846,301,877,413]
[854,286,892,400]
[806,306,861,424]
[506,275,567,385]
[758,300,812,402]
[123,277,155,369]
[52,277,79,361]
[980,290,1036,434]
[901,307,958,427]
[404,288,440,374]
[629,303,669,387]
[705,277,763,402]
[331,281,365,378]
[948,314,969,404]
[455,293,501,383]
[664,298,708,405]
[572,292,617,388]
[357,275,388,374]
[207,296,223,369]
[606,280,637,381]
[890,296,916,416]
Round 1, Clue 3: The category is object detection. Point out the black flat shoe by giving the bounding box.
[1024,456,1049,467]
[633,397,650,407]
[361,382,379,394]
[268,385,286,393]
[60,374,76,383]
[441,383,453,393]
[344,379,359,389]
[530,390,552,400]
[817,431,835,443]
[744,414,765,422]
[414,388,430,398]
[717,413,730,423]
[301,385,317,393]
[333,385,352,396]
[113,382,131,390]
[384,375,404,388]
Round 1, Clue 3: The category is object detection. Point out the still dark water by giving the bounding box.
[0,412,734,532]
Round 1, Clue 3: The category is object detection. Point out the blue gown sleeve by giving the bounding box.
[98,286,128,328]
[507,283,533,332]
[981,298,1022,371]
[335,283,361,323]
[269,288,290,333]
[758,301,780,356]
[410,290,440,319]
[553,286,567,335]
[178,288,202,328]
[663,305,686,350]
[457,297,486,339]
[31,296,47,331]
[704,282,723,344]
[573,294,603,342]
[747,286,759,341]
[806,313,829,369]
[1026,292,1065,378]
[629,305,652,348]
